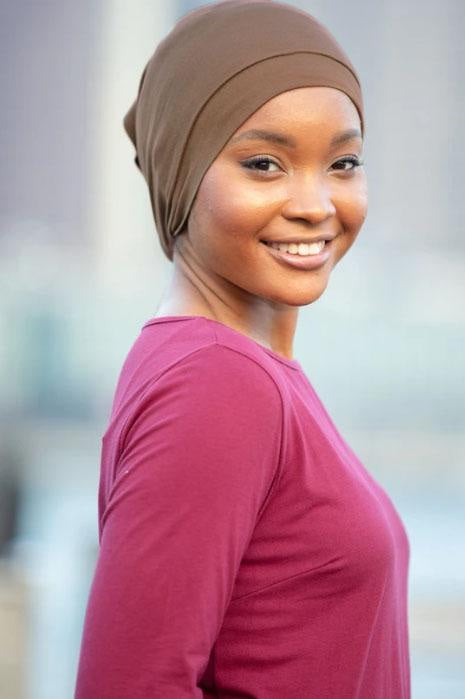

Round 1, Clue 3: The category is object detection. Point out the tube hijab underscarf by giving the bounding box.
[123,0,364,262]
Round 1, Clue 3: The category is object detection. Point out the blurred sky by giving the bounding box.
[0,1,464,697]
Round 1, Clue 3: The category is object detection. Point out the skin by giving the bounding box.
[154,86,368,360]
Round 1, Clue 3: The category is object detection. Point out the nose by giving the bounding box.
[281,171,336,224]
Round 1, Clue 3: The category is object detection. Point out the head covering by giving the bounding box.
[123,0,364,262]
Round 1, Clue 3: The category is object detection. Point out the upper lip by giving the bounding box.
[261,234,336,244]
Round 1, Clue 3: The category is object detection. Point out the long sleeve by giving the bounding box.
[75,344,284,698]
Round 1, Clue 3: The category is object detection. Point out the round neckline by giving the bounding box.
[143,314,302,370]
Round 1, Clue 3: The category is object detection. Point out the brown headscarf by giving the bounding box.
[123,0,364,262]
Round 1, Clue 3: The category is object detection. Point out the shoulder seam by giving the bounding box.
[116,342,221,458]
[116,336,288,513]
[209,324,288,520]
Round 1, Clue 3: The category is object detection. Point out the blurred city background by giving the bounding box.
[0,1,464,697]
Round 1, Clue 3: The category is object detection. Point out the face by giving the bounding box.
[176,86,368,309]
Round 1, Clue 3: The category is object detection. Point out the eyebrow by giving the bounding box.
[229,129,298,148]
[330,128,362,147]
[228,127,362,149]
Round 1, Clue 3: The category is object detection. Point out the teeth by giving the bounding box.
[267,240,326,256]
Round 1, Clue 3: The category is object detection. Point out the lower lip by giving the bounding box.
[260,241,332,270]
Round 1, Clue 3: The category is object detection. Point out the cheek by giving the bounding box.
[337,177,368,234]
[196,167,272,242]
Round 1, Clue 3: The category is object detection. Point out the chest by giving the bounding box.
[231,387,410,600]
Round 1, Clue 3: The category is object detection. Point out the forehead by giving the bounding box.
[230,86,361,140]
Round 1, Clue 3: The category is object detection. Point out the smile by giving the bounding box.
[262,240,326,256]
[260,239,332,271]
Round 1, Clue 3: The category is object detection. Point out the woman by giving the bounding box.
[75,1,411,697]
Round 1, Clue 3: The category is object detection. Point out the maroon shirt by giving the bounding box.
[75,315,411,698]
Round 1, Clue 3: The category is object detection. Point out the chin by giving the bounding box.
[261,279,330,308]
[294,288,328,307]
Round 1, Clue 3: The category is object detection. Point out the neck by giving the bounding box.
[155,246,299,361]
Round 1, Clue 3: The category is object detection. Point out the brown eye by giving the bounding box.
[241,156,281,173]
[332,156,363,171]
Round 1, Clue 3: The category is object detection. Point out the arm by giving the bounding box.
[75,344,283,698]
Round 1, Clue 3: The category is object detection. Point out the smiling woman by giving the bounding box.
[180,86,367,311]
[74,2,411,698]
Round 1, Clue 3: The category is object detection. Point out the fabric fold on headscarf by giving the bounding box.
[123,0,364,261]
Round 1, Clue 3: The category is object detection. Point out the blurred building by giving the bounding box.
[0,1,464,697]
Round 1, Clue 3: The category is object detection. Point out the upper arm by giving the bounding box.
[75,345,283,698]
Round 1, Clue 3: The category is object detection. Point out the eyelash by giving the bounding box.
[241,155,364,174]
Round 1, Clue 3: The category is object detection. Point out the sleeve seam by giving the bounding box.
[210,325,287,521]
[116,342,224,459]
[115,337,288,512]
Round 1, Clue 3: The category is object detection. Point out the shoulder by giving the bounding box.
[149,340,284,417]
[137,316,288,406]
[114,317,292,458]
[118,333,285,432]
[116,338,287,502]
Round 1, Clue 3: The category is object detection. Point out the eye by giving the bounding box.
[240,156,281,173]
[332,156,364,172]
